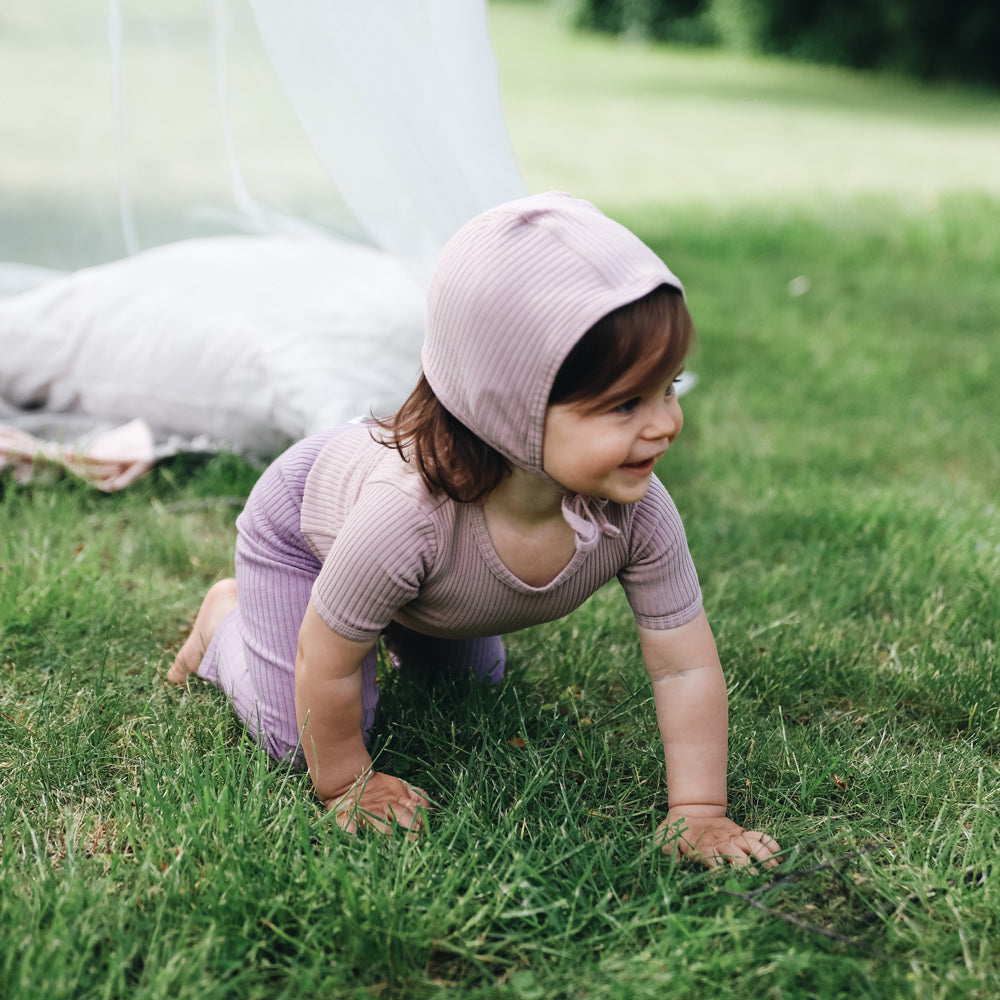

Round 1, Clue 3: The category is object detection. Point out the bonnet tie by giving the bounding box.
[560,493,622,553]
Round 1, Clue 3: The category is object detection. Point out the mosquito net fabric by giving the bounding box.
[0,0,526,487]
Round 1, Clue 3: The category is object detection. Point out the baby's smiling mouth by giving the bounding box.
[620,456,658,473]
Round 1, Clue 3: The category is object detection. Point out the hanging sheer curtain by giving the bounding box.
[0,0,527,486]
[1,0,524,277]
[248,0,526,284]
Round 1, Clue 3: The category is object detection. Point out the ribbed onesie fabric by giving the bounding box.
[196,427,504,761]
[300,425,702,643]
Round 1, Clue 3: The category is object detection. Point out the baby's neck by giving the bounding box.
[486,466,566,525]
[482,470,577,587]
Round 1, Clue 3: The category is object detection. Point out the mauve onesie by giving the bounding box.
[195,192,702,762]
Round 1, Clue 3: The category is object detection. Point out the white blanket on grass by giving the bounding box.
[0,235,427,488]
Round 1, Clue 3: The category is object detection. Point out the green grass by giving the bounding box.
[3,3,1000,998]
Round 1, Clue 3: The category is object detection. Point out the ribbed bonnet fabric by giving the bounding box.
[422,191,684,476]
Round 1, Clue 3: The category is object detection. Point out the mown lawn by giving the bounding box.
[2,3,998,997]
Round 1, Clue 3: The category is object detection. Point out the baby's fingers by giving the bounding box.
[334,801,408,837]
[334,783,430,838]
[743,831,781,868]
[717,833,781,872]
[385,791,431,838]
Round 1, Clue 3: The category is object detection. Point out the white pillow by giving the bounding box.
[0,235,426,457]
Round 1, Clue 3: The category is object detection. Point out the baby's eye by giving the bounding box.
[613,397,641,414]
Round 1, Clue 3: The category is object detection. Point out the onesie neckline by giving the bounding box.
[468,502,589,594]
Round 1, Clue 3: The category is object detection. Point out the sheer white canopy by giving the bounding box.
[248,0,526,285]
[0,0,527,486]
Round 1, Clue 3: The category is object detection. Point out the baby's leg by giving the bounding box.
[382,625,506,685]
[223,514,379,756]
[219,440,380,758]
[167,579,239,684]
[169,427,379,760]
[218,516,317,759]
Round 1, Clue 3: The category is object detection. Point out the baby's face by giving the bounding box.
[542,369,684,503]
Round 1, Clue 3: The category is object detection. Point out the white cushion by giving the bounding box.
[0,235,426,457]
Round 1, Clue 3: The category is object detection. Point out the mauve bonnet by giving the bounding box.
[421,191,683,476]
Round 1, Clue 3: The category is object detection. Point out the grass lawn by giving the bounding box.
[2,3,999,997]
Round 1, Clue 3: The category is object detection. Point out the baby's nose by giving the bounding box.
[647,398,682,440]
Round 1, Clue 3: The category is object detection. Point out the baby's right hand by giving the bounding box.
[325,771,430,837]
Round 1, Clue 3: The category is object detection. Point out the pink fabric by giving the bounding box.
[560,494,622,553]
[297,195,701,644]
[199,428,504,760]
[421,192,683,475]
[300,425,702,643]
[0,418,155,491]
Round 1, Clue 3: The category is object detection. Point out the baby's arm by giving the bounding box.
[638,611,779,868]
[295,602,428,833]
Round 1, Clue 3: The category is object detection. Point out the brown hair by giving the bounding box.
[375,283,694,501]
[372,375,511,503]
[548,284,694,411]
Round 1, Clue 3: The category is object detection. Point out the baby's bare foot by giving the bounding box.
[167,579,238,684]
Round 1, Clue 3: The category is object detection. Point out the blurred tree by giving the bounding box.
[565,0,1000,87]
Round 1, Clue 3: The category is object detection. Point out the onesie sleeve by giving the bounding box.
[310,482,439,642]
[617,477,703,630]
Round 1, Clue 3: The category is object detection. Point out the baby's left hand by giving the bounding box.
[657,808,780,869]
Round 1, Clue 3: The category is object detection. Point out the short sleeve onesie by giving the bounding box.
[299,425,702,643]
